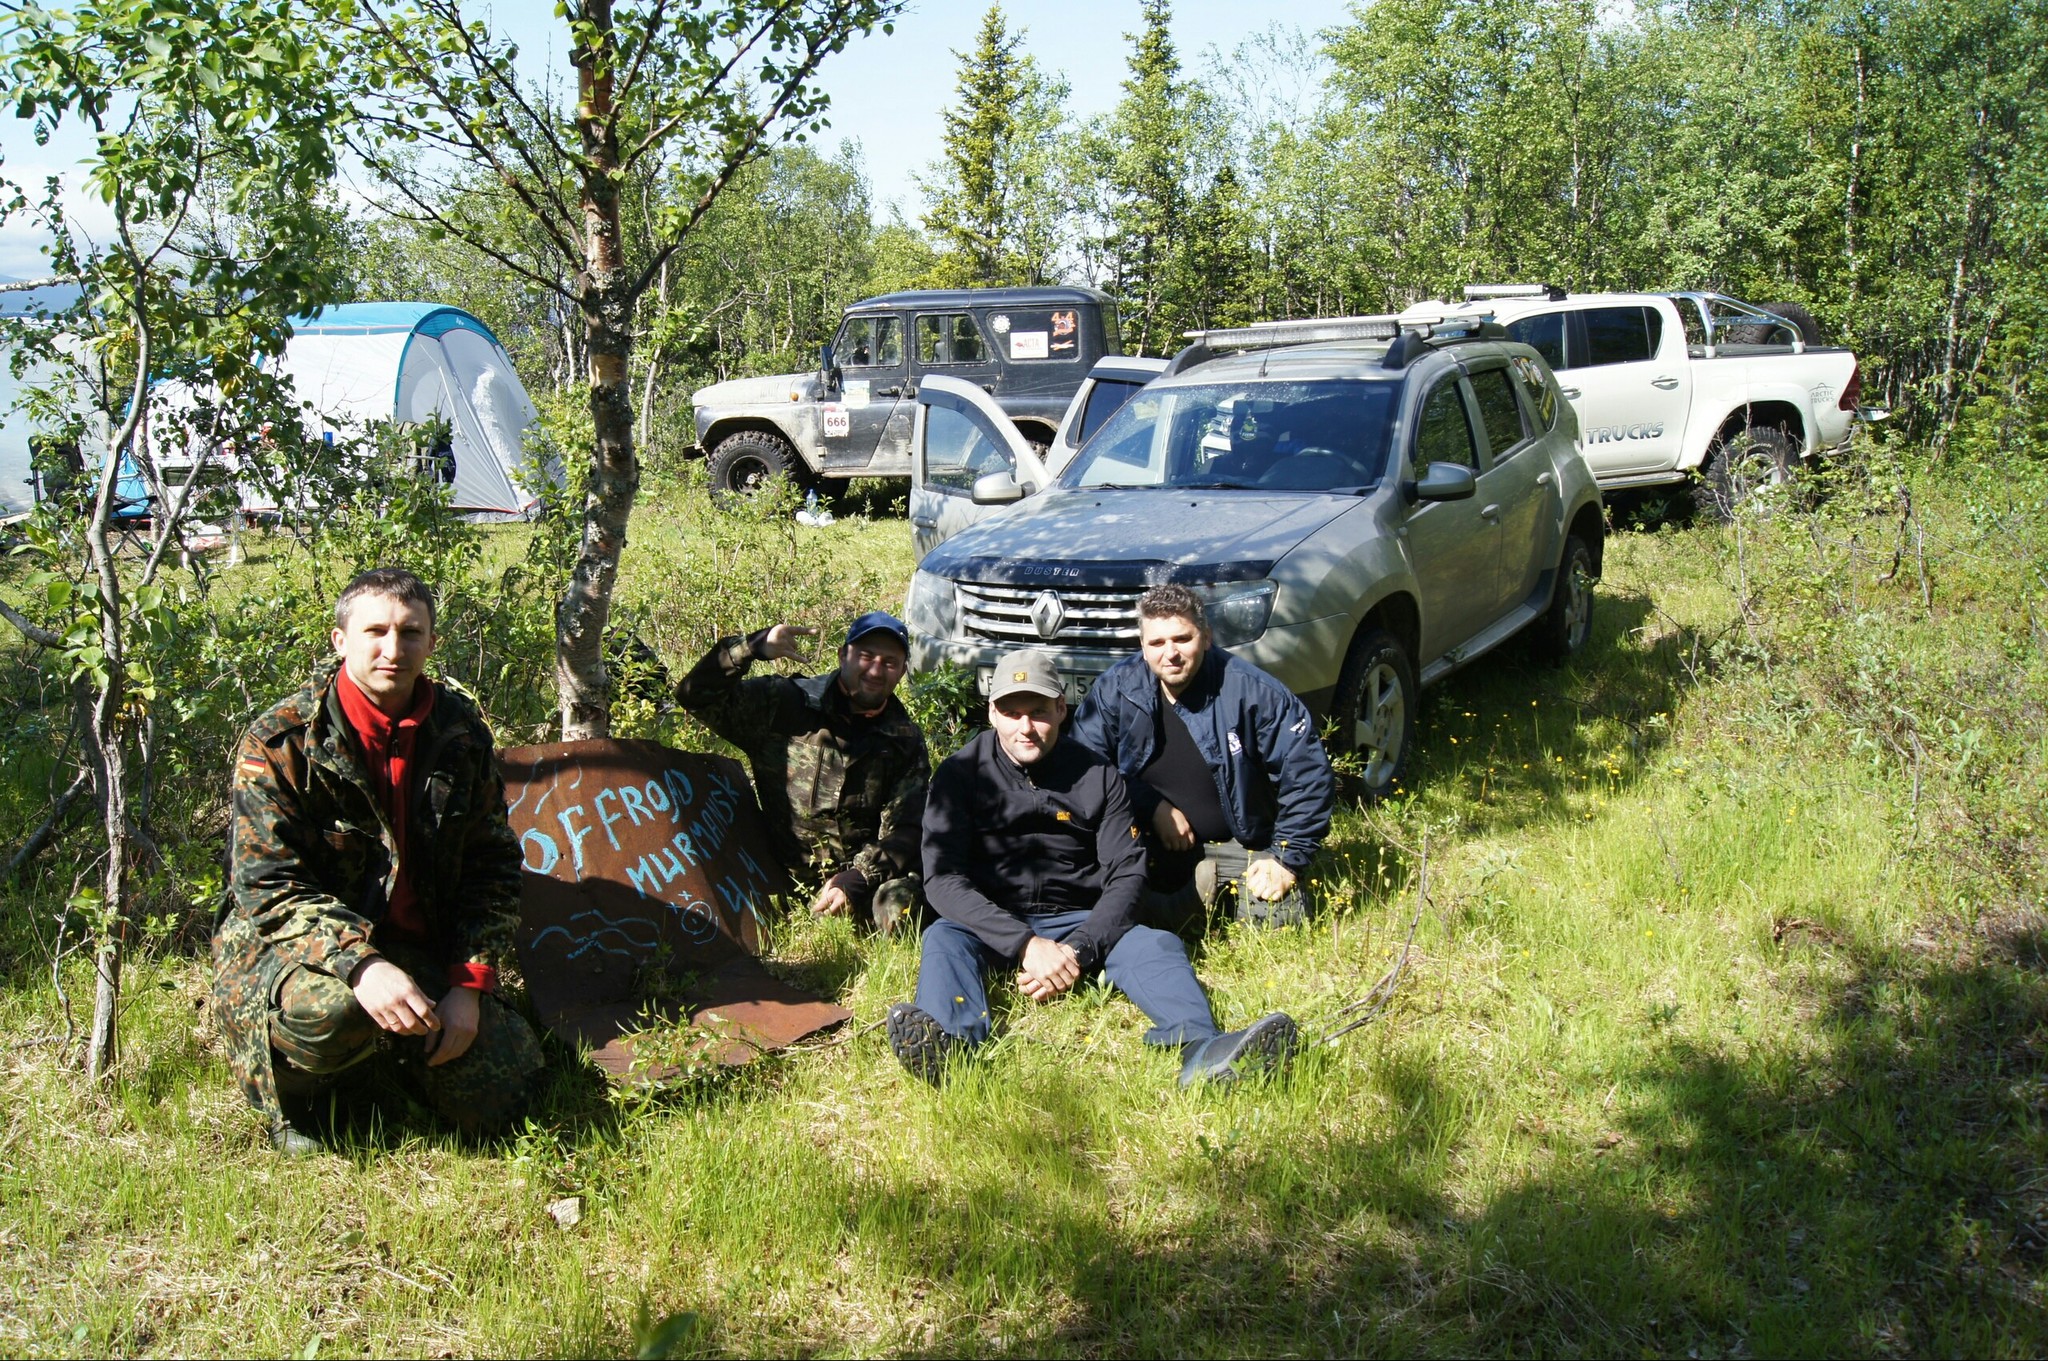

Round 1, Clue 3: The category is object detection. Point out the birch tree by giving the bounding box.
[340,0,898,740]
[0,0,352,1080]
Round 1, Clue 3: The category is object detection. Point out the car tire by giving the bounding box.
[1693,423,1794,521]
[1530,535,1596,665]
[707,430,803,506]
[1331,626,1417,802]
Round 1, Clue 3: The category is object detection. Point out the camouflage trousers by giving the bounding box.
[869,874,930,936]
[1142,842,1316,935]
[213,918,542,1138]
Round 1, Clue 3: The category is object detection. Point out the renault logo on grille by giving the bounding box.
[1030,590,1065,641]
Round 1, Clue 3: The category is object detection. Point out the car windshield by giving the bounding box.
[1061,379,1396,492]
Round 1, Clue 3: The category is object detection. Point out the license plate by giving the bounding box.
[976,666,1093,704]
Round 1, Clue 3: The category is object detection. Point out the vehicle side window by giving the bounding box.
[916,313,987,365]
[1072,378,1145,446]
[1505,312,1567,371]
[1511,357,1558,431]
[1582,306,1658,366]
[1414,379,1478,469]
[989,307,1081,361]
[838,315,903,369]
[1469,367,1527,460]
[924,406,1011,496]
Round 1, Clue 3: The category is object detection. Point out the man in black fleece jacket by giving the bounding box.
[887,648,1297,1087]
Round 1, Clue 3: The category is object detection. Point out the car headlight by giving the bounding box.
[905,569,958,641]
[1200,580,1276,648]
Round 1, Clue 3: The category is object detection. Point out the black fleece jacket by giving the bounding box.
[921,728,1146,971]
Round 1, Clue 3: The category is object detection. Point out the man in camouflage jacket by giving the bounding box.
[677,610,929,932]
[214,568,541,1154]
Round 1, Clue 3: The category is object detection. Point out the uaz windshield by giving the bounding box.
[1061,379,1396,493]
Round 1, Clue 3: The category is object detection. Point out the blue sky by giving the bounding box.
[0,0,1355,277]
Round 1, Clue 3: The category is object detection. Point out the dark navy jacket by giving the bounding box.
[1067,646,1335,871]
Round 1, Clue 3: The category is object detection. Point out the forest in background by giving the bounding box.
[344,0,2048,462]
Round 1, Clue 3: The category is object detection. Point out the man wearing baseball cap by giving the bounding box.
[887,647,1298,1087]
[675,610,929,932]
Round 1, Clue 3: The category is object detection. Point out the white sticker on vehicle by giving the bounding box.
[842,380,871,408]
[822,405,850,438]
[1009,331,1049,360]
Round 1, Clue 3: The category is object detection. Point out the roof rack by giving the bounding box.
[1164,311,1509,376]
[1464,283,1568,302]
[1184,315,1402,348]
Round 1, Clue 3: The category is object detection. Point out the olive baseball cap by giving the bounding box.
[844,610,910,650]
[989,648,1064,703]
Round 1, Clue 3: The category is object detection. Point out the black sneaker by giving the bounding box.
[1177,1012,1298,1087]
[886,1002,958,1085]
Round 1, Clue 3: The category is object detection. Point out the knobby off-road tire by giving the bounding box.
[1331,626,1417,802]
[707,430,803,507]
[1529,535,1596,665]
[1693,423,1795,521]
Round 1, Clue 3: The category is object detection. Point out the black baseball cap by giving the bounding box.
[844,610,910,651]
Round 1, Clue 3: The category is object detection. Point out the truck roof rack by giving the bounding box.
[1164,312,1509,377]
[1465,283,1568,302]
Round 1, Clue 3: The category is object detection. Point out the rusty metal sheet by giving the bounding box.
[501,739,849,1077]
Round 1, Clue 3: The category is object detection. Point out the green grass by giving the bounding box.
[2,456,2045,1356]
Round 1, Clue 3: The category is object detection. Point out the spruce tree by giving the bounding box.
[1096,0,1202,352]
[921,4,1070,286]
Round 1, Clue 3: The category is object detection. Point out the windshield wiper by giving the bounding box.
[1173,479,1261,490]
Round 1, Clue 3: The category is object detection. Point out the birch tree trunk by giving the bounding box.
[556,0,639,741]
[82,323,150,1083]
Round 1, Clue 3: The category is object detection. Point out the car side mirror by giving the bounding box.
[971,470,1028,505]
[1409,462,1477,503]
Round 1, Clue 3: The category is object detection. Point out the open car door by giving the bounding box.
[1045,355,1167,480]
[910,373,1050,561]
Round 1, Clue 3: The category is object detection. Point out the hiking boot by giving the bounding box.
[1177,1012,1299,1087]
[269,1119,322,1157]
[886,1002,958,1085]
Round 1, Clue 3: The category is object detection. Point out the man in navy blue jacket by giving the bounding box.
[1068,585,1335,929]
[886,648,1296,1087]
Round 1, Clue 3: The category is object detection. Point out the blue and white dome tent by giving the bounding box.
[264,302,557,517]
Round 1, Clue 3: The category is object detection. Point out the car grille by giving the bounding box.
[957,582,1143,647]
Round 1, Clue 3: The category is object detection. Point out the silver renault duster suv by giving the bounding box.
[904,315,1606,796]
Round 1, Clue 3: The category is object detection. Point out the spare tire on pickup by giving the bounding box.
[1721,302,1826,348]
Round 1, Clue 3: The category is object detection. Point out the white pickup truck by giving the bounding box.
[1401,288,1870,512]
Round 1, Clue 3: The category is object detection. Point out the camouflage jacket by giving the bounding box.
[676,631,928,895]
[216,661,522,995]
